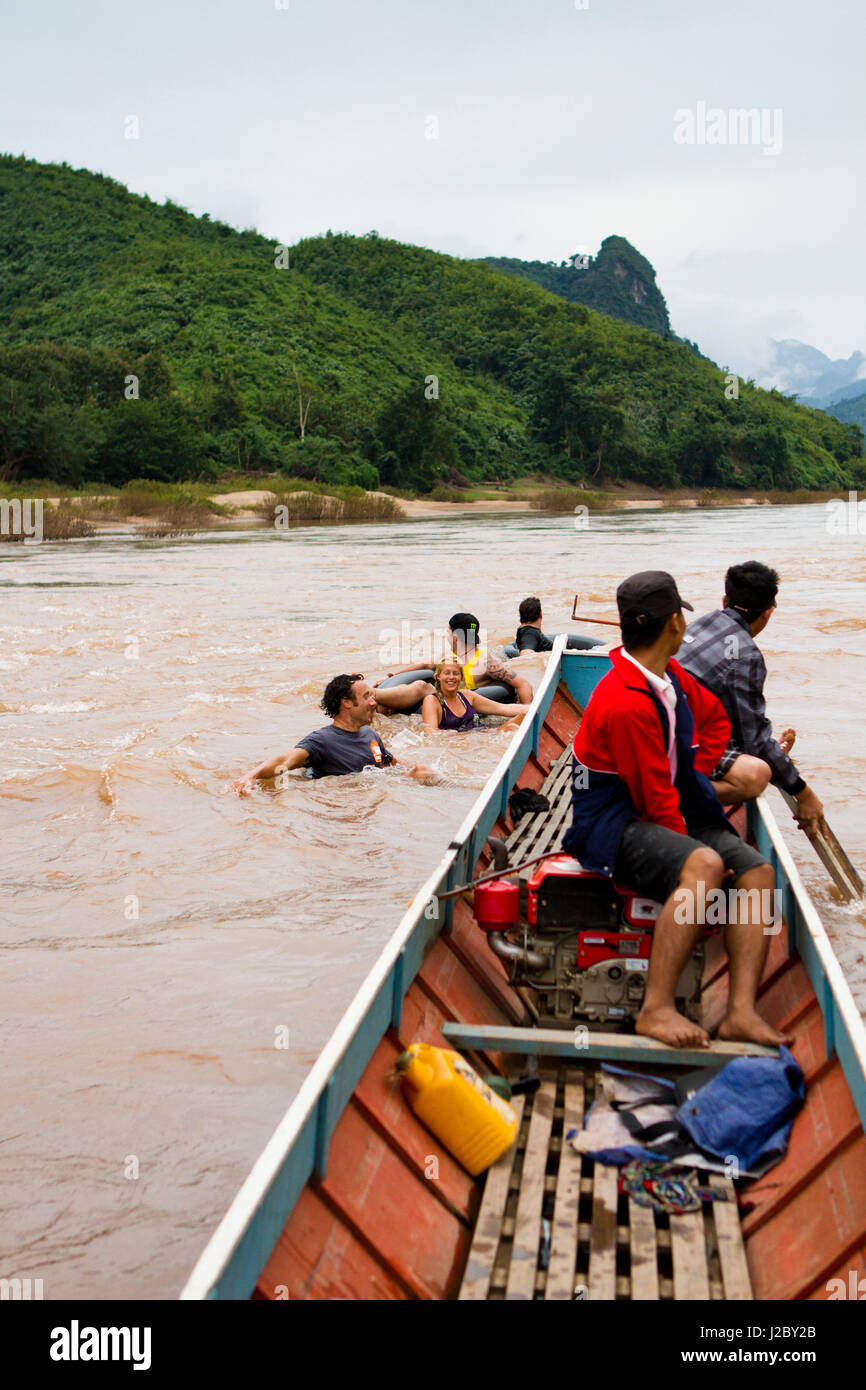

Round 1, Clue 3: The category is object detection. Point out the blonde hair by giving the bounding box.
[433,656,463,703]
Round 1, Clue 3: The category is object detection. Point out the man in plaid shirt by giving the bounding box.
[679,561,826,837]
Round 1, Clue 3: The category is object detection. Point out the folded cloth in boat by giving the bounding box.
[673,1045,804,1173]
[570,1053,804,1177]
[568,1067,727,1172]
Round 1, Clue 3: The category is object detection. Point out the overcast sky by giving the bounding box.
[2,0,864,383]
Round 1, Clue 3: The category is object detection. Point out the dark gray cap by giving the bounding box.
[616,570,693,623]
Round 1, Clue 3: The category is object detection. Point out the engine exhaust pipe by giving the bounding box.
[486,932,548,972]
[486,836,509,872]
[482,836,547,969]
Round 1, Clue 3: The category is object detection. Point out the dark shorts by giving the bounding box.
[614,820,768,904]
[711,745,741,778]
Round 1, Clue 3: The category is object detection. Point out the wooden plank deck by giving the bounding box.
[505,1077,556,1299]
[544,1074,585,1300]
[505,745,573,868]
[458,1096,527,1301]
[458,1065,753,1301]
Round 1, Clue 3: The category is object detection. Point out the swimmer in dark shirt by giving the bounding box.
[514,596,604,653]
[421,657,529,732]
[230,674,436,792]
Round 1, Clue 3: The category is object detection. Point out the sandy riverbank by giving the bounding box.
[359,493,765,519]
[208,490,540,520]
[209,489,769,520]
[25,487,789,536]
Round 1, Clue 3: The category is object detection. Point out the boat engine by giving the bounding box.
[474,850,703,1030]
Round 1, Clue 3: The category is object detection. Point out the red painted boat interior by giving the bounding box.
[254,684,866,1301]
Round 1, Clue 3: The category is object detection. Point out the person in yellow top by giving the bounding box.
[447,612,533,704]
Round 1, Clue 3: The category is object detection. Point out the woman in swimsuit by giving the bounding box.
[421,657,530,732]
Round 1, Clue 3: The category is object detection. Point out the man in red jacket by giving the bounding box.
[563,571,790,1050]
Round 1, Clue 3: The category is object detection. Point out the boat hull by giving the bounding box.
[182,644,866,1301]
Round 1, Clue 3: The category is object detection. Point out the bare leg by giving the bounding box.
[375,680,433,714]
[635,846,723,1048]
[713,754,771,806]
[718,864,792,1046]
[501,709,529,731]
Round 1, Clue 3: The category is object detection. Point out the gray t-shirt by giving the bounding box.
[295,723,394,779]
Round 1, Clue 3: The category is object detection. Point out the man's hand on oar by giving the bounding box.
[792,784,827,839]
[779,726,797,755]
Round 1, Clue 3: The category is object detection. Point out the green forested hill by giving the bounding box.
[0,155,862,492]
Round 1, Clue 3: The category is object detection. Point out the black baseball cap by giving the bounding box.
[448,612,480,636]
[616,571,693,623]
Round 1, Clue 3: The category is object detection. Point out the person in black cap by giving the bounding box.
[562,570,789,1050]
[444,612,526,702]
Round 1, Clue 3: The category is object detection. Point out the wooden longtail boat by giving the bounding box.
[181,640,866,1302]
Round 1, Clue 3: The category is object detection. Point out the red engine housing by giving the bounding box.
[576,931,653,969]
[475,853,699,1029]
[526,854,619,928]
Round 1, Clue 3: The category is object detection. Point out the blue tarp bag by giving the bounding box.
[674,1045,804,1171]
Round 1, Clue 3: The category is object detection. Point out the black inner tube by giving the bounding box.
[376,669,516,714]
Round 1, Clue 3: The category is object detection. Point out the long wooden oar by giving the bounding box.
[779,789,864,903]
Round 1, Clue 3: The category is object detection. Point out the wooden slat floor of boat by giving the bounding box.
[457,1065,753,1301]
[505,744,574,868]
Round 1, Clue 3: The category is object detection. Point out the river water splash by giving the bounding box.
[1,504,864,1298]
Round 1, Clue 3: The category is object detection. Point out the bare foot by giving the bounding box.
[718,1008,792,1047]
[636,1006,710,1049]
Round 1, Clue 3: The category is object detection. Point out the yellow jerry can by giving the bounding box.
[395,1043,519,1176]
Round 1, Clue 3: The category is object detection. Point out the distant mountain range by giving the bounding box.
[755,339,866,433]
[758,339,866,408]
